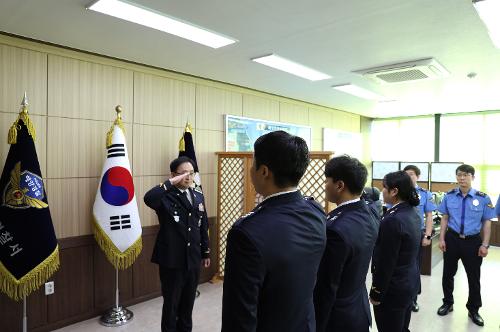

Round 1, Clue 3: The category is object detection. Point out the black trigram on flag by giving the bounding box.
[107,144,125,158]
[109,215,131,230]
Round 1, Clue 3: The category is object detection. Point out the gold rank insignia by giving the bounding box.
[487,203,493,208]
[2,162,48,209]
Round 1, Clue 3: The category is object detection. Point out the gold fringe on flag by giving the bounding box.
[92,217,142,270]
[0,246,60,301]
[178,122,192,152]
[8,105,36,145]
[106,105,125,148]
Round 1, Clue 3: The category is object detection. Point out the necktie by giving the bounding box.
[184,190,192,206]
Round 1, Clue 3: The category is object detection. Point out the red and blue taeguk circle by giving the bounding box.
[100,166,134,206]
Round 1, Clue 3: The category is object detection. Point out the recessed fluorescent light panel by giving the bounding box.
[252,54,331,81]
[473,0,500,48]
[332,84,384,101]
[88,0,237,48]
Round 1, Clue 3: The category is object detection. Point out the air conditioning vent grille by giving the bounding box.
[377,69,429,83]
[353,58,449,84]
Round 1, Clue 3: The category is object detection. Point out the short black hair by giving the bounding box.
[383,171,420,207]
[254,131,309,188]
[456,164,475,176]
[170,156,195,173]
[403,164,421,177]
[324,155,367,195]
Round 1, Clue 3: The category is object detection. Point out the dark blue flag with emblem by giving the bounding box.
[0,94,59,301]
[178,122,203,192]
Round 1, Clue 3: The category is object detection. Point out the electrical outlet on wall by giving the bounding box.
[45,281,54,295]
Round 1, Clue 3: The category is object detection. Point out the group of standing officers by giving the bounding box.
[145,130,498,332]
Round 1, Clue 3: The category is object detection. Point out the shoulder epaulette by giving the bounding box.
[303,196,315,201]
[447,188,457,195]
[194,186,203,194]
[419,187,428,192]
[476,191,487,197]
[238,206,263,222]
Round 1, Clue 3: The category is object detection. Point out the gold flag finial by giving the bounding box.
[184,121,192,133]
[106,105,125,147]
[8,92,36,144]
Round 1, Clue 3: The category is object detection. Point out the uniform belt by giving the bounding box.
[447,229,480,239]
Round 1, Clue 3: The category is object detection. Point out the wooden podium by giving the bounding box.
[214,151,333,279]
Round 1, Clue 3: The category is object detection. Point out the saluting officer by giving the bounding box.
[436,164,495,327]
[221,131,326,332]
[144,156,210,332]
[403,164,436,312]
[314,155,379,332]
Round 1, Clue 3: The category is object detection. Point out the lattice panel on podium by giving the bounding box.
[299,158,327,209]
[218,157,245,277]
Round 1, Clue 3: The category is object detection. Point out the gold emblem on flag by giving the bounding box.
[2,162,48,209]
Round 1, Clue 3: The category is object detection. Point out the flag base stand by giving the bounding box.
[99,306,133,327]
[99,268,133,327]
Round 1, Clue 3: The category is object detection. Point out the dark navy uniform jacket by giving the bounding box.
[221,190,326,332]
[144,180,209,270]
[314,199,379,332]
[370,202,420,306]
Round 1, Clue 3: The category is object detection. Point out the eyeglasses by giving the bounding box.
[174,171,195,177]
[456,172,472,178]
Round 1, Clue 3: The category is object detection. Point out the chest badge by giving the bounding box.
[174,216,180,222]
[472,199,479,207]
[198,203,204,212]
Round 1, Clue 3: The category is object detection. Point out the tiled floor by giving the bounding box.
[56,247,500,331]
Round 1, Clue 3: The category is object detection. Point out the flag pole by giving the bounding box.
[115,268,119,310]
[23,296,27,332]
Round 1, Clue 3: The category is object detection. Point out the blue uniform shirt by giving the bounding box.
[438,188,495,236]
[416,186,437,230]
[496,195,500,217]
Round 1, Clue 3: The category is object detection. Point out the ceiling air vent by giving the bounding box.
[353,58,449,84]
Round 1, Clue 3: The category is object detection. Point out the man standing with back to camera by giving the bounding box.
[314,155,379,332]
[221,130,326,332]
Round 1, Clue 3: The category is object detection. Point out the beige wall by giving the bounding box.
[0,34,367,239]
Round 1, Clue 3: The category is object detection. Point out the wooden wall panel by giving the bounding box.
[47,55,134,121]
[308,108,332,141]
[132,124,184,176]
[93,246,134,311]
[242,94,279,121]
[0,44,47,115]
[46,117,132,178]
[135,175,167,227]
[134,72,196,127]
[200,173,218,218]
[46,177,99,238]
[195,85,242,131]
[279,102,309,125]
[195,129,224,175]
[0,113,47,177]
[132,232,161,298]
[47,245,94,323]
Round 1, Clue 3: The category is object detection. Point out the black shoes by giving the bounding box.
[411,301,419,312]
[468,311,484,327]
[437,303,453,316]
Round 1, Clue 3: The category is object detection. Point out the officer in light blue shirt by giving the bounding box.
[403,165,436,312]
[436,164,495,327]
[496,195,500,218]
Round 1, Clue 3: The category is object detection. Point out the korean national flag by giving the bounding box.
[93,119,141,270]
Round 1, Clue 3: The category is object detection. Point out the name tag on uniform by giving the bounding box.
[174,216,180,222]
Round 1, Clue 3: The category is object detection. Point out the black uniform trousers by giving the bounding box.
[442,230,482,312]
[159,266,200,332]
[413,232,424,302]
[374,301,412,332]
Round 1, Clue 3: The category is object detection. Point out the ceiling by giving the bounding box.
[1,0,499,118]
